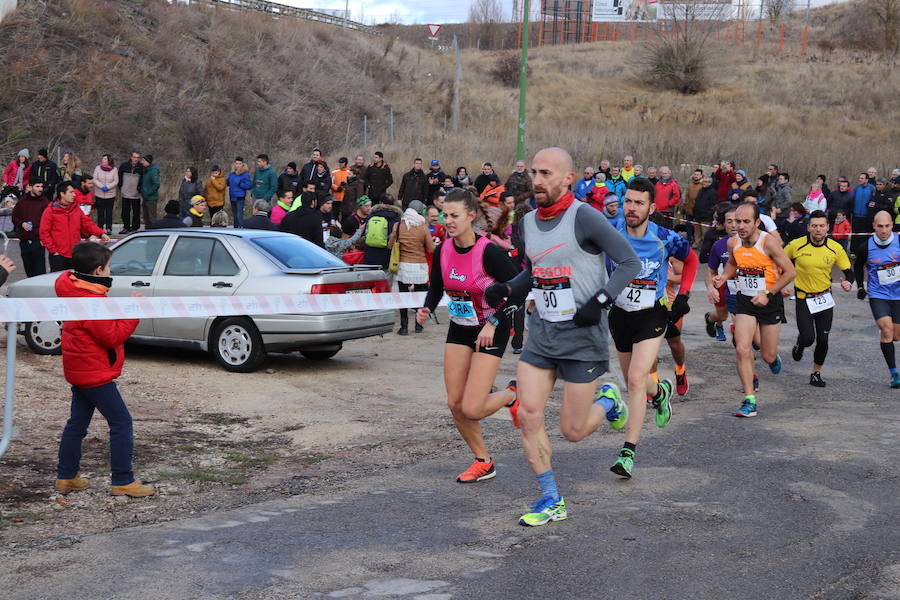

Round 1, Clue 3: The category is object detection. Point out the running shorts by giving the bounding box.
[735,292,785,326]
[665,315,683,340]
[608,302,669,353]
[445,322,509,358]
[519,348,608,384]
[869,297,900,324]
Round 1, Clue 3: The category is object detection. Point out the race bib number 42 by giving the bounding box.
[533,276,577,322]
[877,263,900,285]
[615,280,656,312]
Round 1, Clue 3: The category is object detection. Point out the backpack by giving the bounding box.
[365,215,389,248]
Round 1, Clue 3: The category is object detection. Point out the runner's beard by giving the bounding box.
[534,184,564,207]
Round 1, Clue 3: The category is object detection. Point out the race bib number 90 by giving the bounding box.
[615,280,656,312]
[877,263,900,285]
[533,276,576,322]
[447,291,479,326]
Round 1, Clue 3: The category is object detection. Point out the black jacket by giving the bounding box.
[693,186,719,222]
[309,169,332,202]
[277,171,301,196]
[363,203,402,269]
[151,215,187,229]
[118,161,144,198]
[828,189,853,221]
[426,168,446,200]
[280,204,325,248]
[244,213,276,230]
[299,161,317,186]
[364,163,393,201]
[31,159,60,190]
[869,189,895,222]
[398,169,429,209]
[474,173,495,194]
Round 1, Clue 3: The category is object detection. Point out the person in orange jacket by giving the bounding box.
[40,181,108,272]
[331,157,351,220]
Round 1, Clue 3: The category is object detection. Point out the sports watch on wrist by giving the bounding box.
[596,292,611,307]
[487,315,500,327]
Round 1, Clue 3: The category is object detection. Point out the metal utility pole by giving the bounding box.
[516,0,530,162]
[451,35,462,131]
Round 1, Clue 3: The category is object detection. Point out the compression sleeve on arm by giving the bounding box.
[581,208,641,298]
[507,256,533,300]
[482,243,521,330]
[424,246,444,312]
[679,248,699,294]
[842,268,855,285]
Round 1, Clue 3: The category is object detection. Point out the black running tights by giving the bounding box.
[795,300,832,366]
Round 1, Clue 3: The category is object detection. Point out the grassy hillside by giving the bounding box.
[0,0,896,198]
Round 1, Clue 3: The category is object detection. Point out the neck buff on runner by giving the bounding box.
[537,190,575,221]
[876,232,895,247]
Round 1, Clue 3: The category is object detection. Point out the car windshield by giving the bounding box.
[251,235,346,269]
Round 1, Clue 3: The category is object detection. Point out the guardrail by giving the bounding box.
[194,0,383,36]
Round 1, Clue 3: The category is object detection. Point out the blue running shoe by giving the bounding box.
[769,355,782,375]
[715,325,726,341]
[891,372,900,389]
[735,398,757,418]
[598,383,627,430]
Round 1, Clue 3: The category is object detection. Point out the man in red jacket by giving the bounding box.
[54,242,155,497]
[653,166,681,228]
[39,181,108,272]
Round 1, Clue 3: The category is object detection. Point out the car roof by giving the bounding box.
[133,228,287,239]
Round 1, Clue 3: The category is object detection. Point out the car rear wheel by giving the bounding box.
[24,321,63,355]
[300,346,342,361]
[211,317,265,373]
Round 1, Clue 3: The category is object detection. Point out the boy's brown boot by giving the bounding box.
[110,481,156,497]
[54,474,91,494]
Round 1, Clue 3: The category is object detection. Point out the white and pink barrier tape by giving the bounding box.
[0,292,432,323]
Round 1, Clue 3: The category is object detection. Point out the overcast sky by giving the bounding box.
[283,0,842,25]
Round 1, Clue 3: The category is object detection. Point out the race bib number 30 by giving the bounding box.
[533,276,577,322]
[447,291,479,326]
[805,291,835,314]
[615,280,656,312]
[877,263,900,285]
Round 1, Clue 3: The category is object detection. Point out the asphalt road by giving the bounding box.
[1,240,899,600]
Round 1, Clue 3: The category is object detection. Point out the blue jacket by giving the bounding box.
[227,171,252,200]
[573,177,594,201]
[607,177,627,200]
[853,183,874,217]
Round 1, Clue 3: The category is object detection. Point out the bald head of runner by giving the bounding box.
[734,201,761,242]
[873,210,893,242]
[531,147,575,207]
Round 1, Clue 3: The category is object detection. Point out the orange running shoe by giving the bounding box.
[506,379,520,429]
[456,459,496,483]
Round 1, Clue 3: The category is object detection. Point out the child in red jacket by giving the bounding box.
[831,208,852,253]
[54,242,154,497]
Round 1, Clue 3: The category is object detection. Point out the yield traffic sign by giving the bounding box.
[427,24,442,37]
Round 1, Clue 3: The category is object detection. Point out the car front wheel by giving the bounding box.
[24,321,63,355]
[210,317,265,373]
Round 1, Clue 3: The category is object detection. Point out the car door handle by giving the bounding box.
[212,281,233,288]
[131,281,151,287]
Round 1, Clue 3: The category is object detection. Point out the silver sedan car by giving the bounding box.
[8,229,394,372]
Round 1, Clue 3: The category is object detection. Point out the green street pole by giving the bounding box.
[516,0,530,162]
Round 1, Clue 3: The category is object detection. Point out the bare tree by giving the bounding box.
[468,0,503,49]
[643,2,727,95]
[764,0,794,22]
[867,0,900,53]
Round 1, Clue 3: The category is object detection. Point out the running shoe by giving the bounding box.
[753,342,761,352]
[456,459,496,483]
[753,373,760,392]
[809,372,826,387]
[792,344,803,362]
[506,380,520,429]
[652,380,673,427]
[715,324,726,341]
[598,383,627,430]
[704,312,716,338]
[675,371,689,396]
[857,287,867,300]
[610,448,635,478]
[518,495,567,526]
[769,355,782,375]
[512,348,523,355]
[891,372,900,389]
[735,398,757,418]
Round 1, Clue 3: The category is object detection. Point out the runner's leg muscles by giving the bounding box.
[734,314,758,395]
[443,344,489,460]
[557,379,603,442]
[623,335,665,445]
[517,361,557,475]
[758,322,782,365]
[460,353,512,421]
